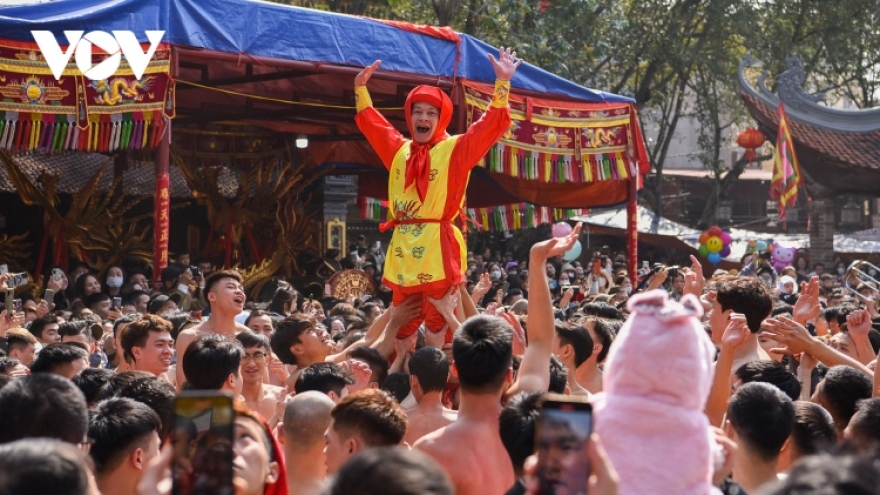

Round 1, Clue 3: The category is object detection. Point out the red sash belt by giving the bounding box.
[379,217,450,233]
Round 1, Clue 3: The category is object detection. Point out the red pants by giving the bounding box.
[392,286,452,341]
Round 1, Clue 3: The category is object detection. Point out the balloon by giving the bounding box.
[720,245,731,257]
[720,232,731,245]
[552,222,572,238]
[698,232,709,244]
[707,252,722,264]
[706,236,723,253]
[756,240,768,252]
[562,240,582,262]
[698,245,709,257]
[707,226,722,237]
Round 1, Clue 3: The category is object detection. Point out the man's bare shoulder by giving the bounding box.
[412,424,450,453]
[235,322,251,334]
[262,383,284,397]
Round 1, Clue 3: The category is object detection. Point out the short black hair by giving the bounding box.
[182,335,243,390]
[726,382,794,461]
[72,368,116,406]
[555,322,593,367]
[408,347,448,393]
[548,356,568,394]
[348,347,390,387]
[28,315,62,342]
[88,398,161,476]
[499,391,543,476]
[270,316,315,365]
[762,454,880,495]
[0,439,92,495]
[712,276,773,333]
[58,321,93,342]
[592,318,620,364]
[204,270,243,298]
[85,292,111,310]
[734,360,801,401]
[453,315,513,394]
[824,305,854,325]
[96,371,155,402]
[580,302,623,321]
[120,315,173,364]
[848,398,880,453]
[236,330,271,351]
[0,373,88,444]
[816,365,872,430]
[124,290,150,308]
[790,401,835,458]
[325,447,452,495]
[331,389,406,447]
[380,372,411,403]
[294,363,353,397]
[117,375,177,442]
[30,343,89,375]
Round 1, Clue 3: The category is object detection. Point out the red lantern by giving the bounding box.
[736,127,766,166]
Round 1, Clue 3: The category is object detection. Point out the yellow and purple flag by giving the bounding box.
[770,103,802,224]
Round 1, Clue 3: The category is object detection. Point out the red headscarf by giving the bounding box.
[404,86,453,203]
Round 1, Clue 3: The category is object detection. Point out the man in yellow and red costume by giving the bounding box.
[354,48,521,340]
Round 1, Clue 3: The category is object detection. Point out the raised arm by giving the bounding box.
[508,223,582,396]
[705,313,749,427]
[354,60,406,170]
[448,48,520,171]
[761,316,874,378]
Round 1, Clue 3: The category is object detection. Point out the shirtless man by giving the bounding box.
[415,224,581,495]
[404,346,457,445]
[175,270,248,389]
[236,331,284,422]
[704,275,774,426]
[552,322,592,397]
[282,392,335,495]
[575,317,615,394]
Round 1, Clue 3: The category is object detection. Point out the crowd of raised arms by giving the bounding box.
[0,223,879,495]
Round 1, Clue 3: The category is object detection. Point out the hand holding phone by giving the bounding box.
[172,392,235,495]
[535,396,593,495]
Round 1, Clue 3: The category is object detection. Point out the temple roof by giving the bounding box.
[738,56,880,197]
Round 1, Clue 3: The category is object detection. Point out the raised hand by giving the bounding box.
[473,272,492,299]
[761,316,815,356]
[682,255,705,297]
[531,222,583,261]
[355,60,381,86]
[428,286,459,317]
[488,47,523,81]
[792,276,820,324]
[847,309,872,338]
[388,296,422,330]
[721,313,749,350]
[343,359,373,392]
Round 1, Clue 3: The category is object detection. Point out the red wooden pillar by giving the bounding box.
[626,175,638,280]
[153,127,171,287]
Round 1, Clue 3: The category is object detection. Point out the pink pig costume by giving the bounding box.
[592,290,722,495]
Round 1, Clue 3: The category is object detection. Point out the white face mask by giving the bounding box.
[490,270,502,281]
[106,276,124,288]
[838,267,846,275]
[624,286,632,295]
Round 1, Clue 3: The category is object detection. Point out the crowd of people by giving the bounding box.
[0,223,879,495]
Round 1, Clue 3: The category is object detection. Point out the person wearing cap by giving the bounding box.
[147,293,180,316]
[354,48,521,341]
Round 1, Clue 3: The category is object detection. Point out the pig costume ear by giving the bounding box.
[626,289,704,320]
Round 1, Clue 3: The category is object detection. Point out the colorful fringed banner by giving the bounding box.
[0,39,174,153]
[466,203,589,232]
[361,196,390,222]
[463,81,642,184]
[360,196,587,233]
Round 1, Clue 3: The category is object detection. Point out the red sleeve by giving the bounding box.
[355,108,407,171]
[449,104,511,174]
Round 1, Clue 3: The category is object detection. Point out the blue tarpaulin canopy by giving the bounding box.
[0,0,631,103]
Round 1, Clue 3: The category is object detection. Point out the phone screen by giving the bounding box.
[536,398,593,495]
[172,392,235,495]
[4,291,13,315]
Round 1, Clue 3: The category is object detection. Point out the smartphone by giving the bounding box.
[44,289,55,307]
[7,272,28,289]
[592,259,601,276]
[113,296,122,309]
[52,268,62,281]
[172,392,235,495]
[0,264,7,275]
[4,290,13,315]
[535,395,593,495]
[13,299,21,313]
